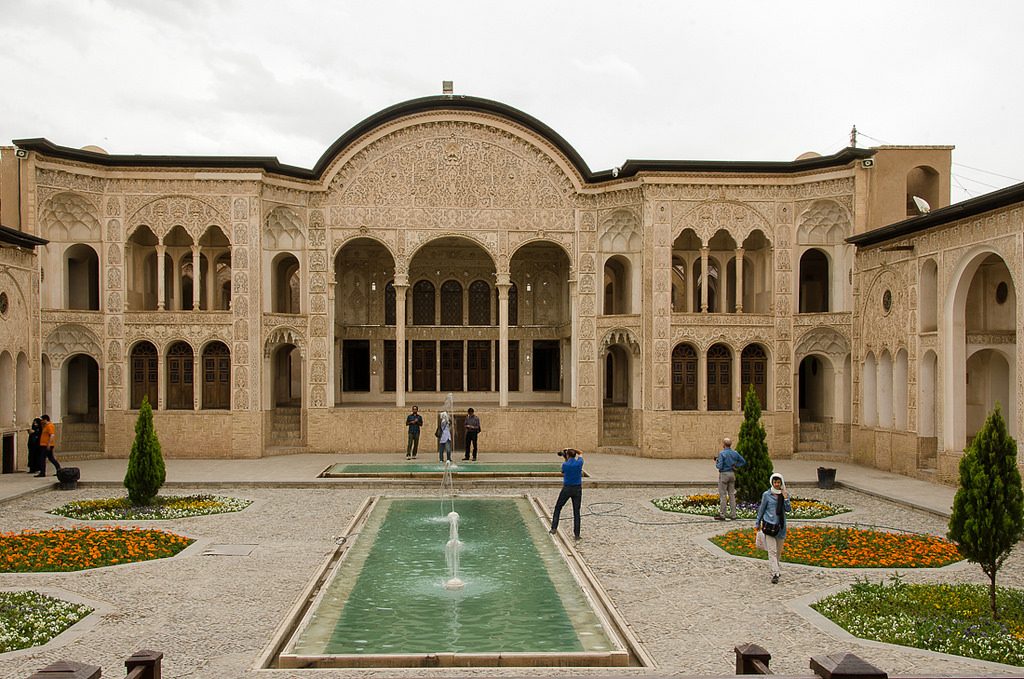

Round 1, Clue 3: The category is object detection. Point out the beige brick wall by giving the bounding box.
[105,410,256,458]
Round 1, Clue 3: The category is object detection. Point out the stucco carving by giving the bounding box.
[128,196,228,241]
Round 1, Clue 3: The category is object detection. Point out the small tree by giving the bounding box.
[123,396,166,505]
[735,386,773,503]
[948,404,1023,618]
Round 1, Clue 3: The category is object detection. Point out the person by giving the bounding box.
[405,406,423,460]
[714,437,745,520]
[756,472,792,584]
[462,407,481,461]
[26,418,42,474]
[436,393,454,463]
[37,414,61,478]
[549,448,584,541]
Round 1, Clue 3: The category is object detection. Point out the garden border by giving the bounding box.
[0,586,112,659]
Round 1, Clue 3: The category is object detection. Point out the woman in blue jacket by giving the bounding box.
[756,472,791,584]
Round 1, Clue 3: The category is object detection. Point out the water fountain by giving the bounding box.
[443,510,464,590]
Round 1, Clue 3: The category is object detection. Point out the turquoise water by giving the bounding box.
[290,497,615,656]
[324,462,565,476]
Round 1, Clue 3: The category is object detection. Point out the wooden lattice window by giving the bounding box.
[509,283,518,325]
[202,342,230,410]
[166,342,194,410]
[707,343,732,411]
[384,280,396,325]
[671,344,697,411]
[468,280,491,325]
[441,280,463,325]
[130,342,158,409]
[741,344,768,409]
[413,280,435,326]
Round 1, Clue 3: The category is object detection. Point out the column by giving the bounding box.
[156,244,166,311]
[157,348,166,411]
[172,253,182,311]
[191,246,201,311]
[698,350,707,411]
[50,362,63,422]
[328,280,337,407]
[568,276,578,407]
[700,247,709,313]
[497,277,510,407]
[733,349,743,411]
[735,247,745,313]
[685,256,694,312]
[395,279,408,407]
[206,249,218,310]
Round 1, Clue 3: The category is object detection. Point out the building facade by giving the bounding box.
[0,95,1018,480]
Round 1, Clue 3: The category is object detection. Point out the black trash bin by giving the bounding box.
[816,466,836,490]
[56,466,81,491]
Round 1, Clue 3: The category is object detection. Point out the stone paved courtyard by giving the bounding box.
[3,473,1024,678]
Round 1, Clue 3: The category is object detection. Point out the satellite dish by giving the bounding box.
[912,196,931,214]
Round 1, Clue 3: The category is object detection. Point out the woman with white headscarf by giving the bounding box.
[755,472,791,584]
[436,393,454,463]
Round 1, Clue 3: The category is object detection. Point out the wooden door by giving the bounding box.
[202,343,230,409]
[167,342,194,410]
[467,340,490,391]
[440,340,463,392]
[412,341,435,392]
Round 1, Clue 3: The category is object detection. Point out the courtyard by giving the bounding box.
[3,454,1023,678]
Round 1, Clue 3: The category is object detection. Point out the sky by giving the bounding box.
[1,0,1022,204]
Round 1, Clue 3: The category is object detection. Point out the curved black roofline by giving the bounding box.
[0,223,47,249]
[14,95,876,182]
[849,180,1024,247]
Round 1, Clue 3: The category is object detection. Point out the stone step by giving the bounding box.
[264,445,308,456]
[598,445,641,456]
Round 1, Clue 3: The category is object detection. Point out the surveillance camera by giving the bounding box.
[611,167,620,178]
[14,149,28,159]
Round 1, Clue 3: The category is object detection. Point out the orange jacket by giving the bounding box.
[39,422,56,448]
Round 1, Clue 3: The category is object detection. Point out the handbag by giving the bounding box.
[761,520,781,537]
[754,529,767,551]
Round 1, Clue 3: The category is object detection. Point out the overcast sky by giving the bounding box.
[2,0,1021,204]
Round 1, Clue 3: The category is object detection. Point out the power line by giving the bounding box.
[951,162,1020,183]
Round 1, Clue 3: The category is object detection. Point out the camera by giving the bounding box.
[557,449,569,459]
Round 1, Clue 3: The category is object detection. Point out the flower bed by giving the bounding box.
[813,579,1024,666]
[653,493,850,519]
[0,527,193,572]
[711,525,961,568]
[51,494,252,520]
[0,591,93,653]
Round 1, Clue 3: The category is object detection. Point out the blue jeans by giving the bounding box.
[438,439,452,462]
[551,485,582,538]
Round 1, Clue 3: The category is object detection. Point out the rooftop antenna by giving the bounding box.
[442,80,454,96]
[850,125,858,148]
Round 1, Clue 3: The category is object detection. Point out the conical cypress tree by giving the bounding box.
[735,386,773,503]
[948,404,1023,618]
[123,396,165,505]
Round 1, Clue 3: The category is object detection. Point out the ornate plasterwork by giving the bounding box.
[795,327,850,361]
[127,195,228,241]
[264,206,306,250]
[860,266,910,354]
[599,209,641,252]
[796,200,851,245]
[600,328,642,356]
[123,323,231,354]
[44,324,101,365]
[39,192,102,242]
[264,325,306,355]
[672,200,771,243]
[327,121,574,210]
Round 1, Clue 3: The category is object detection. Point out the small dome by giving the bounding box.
[795,151,822,161]
[80,145,108,154]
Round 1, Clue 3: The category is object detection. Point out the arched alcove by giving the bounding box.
[64,243,100,311]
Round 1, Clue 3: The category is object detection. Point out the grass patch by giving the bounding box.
[0,527,193,572]
[813,578,1024,666]
[0,591,93,653]
[51,494,252,520]
[711,525,961,568]
[653,492,850,519]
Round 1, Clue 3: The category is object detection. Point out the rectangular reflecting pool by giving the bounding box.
[272,496,642,668]
[320,462,570,478]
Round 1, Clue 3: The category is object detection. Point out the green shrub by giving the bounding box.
[123,396,165,505]
[735,386,772,503]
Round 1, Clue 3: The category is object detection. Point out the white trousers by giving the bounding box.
[765,533,784,576]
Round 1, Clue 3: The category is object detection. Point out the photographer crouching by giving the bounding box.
[549,448,584,542]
